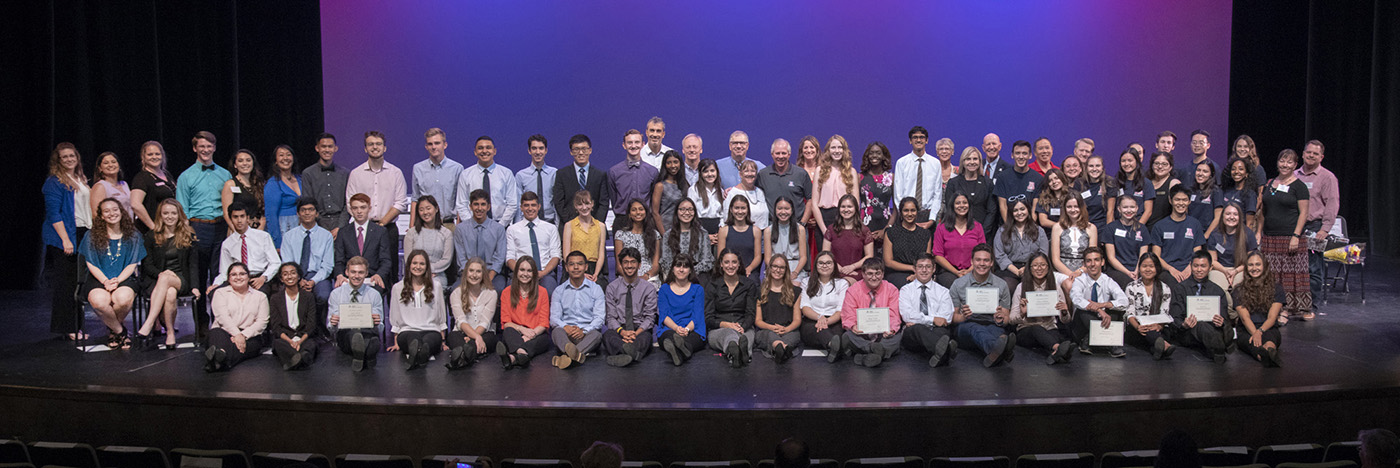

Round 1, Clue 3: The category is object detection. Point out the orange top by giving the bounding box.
[501,285,550,329]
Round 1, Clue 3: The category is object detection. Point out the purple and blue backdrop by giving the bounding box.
[321,0,1231,174]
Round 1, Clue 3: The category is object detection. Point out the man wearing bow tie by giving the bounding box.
[176,131,232,329]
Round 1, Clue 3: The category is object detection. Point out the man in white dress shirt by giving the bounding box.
[514,134,558,224]
[640,116,673,169]
[894,126,940,227]
[211,203,280,294]
[505,192,561,291]
[899,254,958,367]
[454,136,518,226]
[1069,247,1130,357]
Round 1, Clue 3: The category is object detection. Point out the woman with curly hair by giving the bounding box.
[1233,251,1284,367]
[81,198,146,349]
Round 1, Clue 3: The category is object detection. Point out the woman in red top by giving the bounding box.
[822,194,874,283]
[497,256,551,369]
[932,193,986,287]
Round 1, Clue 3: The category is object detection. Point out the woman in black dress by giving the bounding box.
[134,199,199,349]
[129,141,176,232]
[882,197,932,288]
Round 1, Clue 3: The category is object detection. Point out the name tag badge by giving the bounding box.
[1190,194,1197,202]
[1115,228,1128,237]
[1081,190,1093,199]
[1050,208,1061,216]
[1215,243,1227,254]
[1277,184,1290,193]
[1163,232,1176,240]
[1305,182,1315,190]
[231,186,242,194]
[154,181,166,187]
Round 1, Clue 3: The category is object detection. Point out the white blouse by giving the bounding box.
[389,279,447,332]
[450,286,498,332]
[73,183,92,228]
[801,277,850,317]
[721,186,770,230]
[687,185,725,219]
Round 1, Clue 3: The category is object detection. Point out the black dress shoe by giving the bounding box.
[287,351,304,371]
[496,342,512,369]
[983,335,1009,368]
[725,342,742,368]
[605,354,633,367]
[406,340,424,370]
[662,337,683,366]
[1004,333,1017,363]
[826,335,843,363]
[675,334,694,358]
[737,334,751,363]
[1055,340,1075,363]
[928,335,951,368]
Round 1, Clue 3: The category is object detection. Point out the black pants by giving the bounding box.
[336,329,382,357]
[384,222,400,286]
[271,337,319,368]
[994,268,1023,296]
[935,270,961,289]
[658,329,705,363]
[1104,269,1134,290]
[191,220,227,342]
[395,330,444,357]
[1017,325,1069,352]
[500,327,552,357]
[446,330,499,360]
[901,323,952,354]
[1072,308,1124,344]
[207,329,267,369]
[602,329,653,357]
[798,318,843,349]
[1125,324,1169,351]
[46,245,82,334]
[1235,324,1282,359]
[1174,321,1229,354]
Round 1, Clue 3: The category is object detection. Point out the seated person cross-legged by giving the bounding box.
[601,247,659,367]
[1233,251,1285,367]
[269,262,320,371]
[754,255,803,364]
[386,250,448,371]
[497,256,553,369]
[658,253,707,366]
[706,249,759,368]
[949,243,1016,368]
[1069,247,1130,358]
[550,251,606,370]
[1007,253,1075,365]
[204,262,269,372]
[134,198,199,350]
[1122,252,1181,361]
[799,252,849,362]
[445,258,499,369]
[1175,250,1233,363]
[327,256,384,372]
[838,258,903,368]
[899,253,959,368]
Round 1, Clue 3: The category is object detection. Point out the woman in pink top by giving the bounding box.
[809,135,858,238]
[90,152,133,219]
[932,193,986,288]
[205,262,269,372]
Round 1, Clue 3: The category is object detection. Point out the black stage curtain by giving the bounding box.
[2,1,323,289]
[1230,0,1400,256]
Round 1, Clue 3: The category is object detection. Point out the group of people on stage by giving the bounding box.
[41,119,1340,371]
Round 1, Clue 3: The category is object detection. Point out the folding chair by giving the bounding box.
[1199,446,1253,467]
[1100,450,1157,468]
[501,459,575,468]
[169,448,253,468]
[0,440,29,465]
[1254,444,1324,466]
[97,445,170,468]
[422,455,493,468]
[1322,442,1361,464]
[25,442,99,468]
[758,460,838,468]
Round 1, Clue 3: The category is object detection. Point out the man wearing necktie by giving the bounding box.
[601,248,658,367]
[549,251,607,369]
[452,190,509,291]
[898,254,959,367]
[333,193,393,293]
[514,135,558,224]
[281,198,336,332]
[1174,250,1231,362]
[453,136,518,226]
[552,135,611,233]
[505,192,561,292]
[210,203,279,295]
[1069,247,1130,357]
[894,126,941,226]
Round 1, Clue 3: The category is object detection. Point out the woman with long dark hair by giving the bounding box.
[1082,155,1119,226]
[706,249,758,368]
[1035,169,1072,229]
[687,158,725,245]
[932,193,986,287]
[264,144,303,248]
[993,199,1048,292]
[661,198,714,285]
[1007,253,1074,365]
[222,149,265,231]
[824,194,875,283]
[651,150,690,234]
[883,197,932,288]
[1123,252,1179,361]
[1116,149,1154,225]
[615,199,662,282]
[1222,156,1260,231]
[498,256,551,369]
[388,250,447,370]
[754,255,802,364]
[1208,203,1256,288]
[404,195,454,287]
[89,151,132,219]
[1233,251,1284,367]
[766,197,807,286]
[717,195,763,283]
[1186,163,1224,238]
[1145,152,1181,225]
[658,253,706,366]
[799,251,848,360]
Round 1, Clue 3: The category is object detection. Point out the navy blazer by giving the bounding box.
[333,221,394,282]
[552,164,611,224]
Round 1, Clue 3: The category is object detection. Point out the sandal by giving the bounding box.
[106,331,123,349]
[1299,311,1315,321]
[66,331,89,341]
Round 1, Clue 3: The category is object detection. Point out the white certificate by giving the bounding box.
[1188,296,1220,322]
[857,308,891,335]
[1089,320,1125,347]
[339,303,374,329]
[966,287,999,314]
[1135,314,1173,326]
[1025,290,1059,317]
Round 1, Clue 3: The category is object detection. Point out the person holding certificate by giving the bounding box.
[838,258,902,367]
[799,252,849,361]
[328,256,384,372]
[1177,251,1231,363]
[1232,251,1284,367]
[1069,247,1130,357]
[899,254,958,367]
[205,262,269,372]
[754,255,802,364]
[706,249,759,368]
[949,244,1015,368]
[1007,253,1075,365]
[387,250,448,371]
[1122,252,1181,360]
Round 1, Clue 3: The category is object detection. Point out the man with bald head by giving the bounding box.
[681,133,703,186]
[757,138,812,217]
[982,133,1011,186]
[717,130,765,190]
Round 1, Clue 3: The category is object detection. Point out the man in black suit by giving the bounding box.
[334,193,394,292]
[552,134,611,231]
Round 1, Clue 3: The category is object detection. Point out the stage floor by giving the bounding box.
[2,259,1397,411]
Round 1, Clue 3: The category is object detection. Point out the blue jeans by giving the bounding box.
[956,321,1007,355]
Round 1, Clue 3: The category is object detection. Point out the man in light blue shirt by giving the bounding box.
[280,197,335,306]
[515,134,558,224]
[175,131,232,323]
[454,136,518,226]
[717,130,765,190]
[411,127,464,224]
[453,189,508,291]
[549,251,605,369]
[327,256,384,372]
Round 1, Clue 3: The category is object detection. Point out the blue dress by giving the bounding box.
[658,283,707,339]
